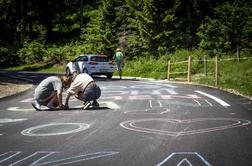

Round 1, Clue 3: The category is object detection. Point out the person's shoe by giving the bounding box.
[34,100,41,109]
[32,102,42,111]
[83,101,91,110]
[92,100,99,107]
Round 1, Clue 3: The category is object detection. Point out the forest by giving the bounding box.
[0,0,251,66]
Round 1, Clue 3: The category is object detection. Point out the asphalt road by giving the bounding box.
[0,71,252,166]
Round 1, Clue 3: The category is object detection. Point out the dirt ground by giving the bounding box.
[0,76,33,98]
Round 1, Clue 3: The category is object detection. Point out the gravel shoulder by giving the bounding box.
[0,75,33,98]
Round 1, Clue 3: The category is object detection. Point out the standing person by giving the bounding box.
[32,75,71,110]
[114,48,124,79]
[64,72,101,110]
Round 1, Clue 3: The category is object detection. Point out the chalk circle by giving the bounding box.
[120,118,251,136]
[21,123,90,136]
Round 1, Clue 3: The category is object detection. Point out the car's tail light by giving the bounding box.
[109,61,113,65]
[89,61,98,65]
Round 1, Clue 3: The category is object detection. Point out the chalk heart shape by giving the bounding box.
[120,118,251,136]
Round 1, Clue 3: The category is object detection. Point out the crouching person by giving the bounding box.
[64,72,101,110]
[32,75,71,110]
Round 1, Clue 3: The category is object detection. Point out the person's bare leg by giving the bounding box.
[45,92,58,109]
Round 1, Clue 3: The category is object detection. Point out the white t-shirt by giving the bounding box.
[67,73,94,95]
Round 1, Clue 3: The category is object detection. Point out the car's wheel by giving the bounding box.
[66,67,71,76]
[107,73,113,79]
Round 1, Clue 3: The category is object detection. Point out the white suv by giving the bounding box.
[66,54,114,78]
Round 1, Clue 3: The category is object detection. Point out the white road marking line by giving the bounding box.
[195,90,230,107]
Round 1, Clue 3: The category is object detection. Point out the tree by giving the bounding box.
[81,0,125,55]
[127,0,178,57]
[198,1,252,57]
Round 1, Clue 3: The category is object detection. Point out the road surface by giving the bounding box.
[0,71,252,166]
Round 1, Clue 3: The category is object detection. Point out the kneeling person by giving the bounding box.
[33,75,71,110]
[64,73,101,110]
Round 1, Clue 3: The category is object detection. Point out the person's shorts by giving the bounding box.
[116,60,123,71]
[34,91,55,105]
[80,84,101,102]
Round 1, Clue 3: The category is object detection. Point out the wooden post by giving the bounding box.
[187,56,191,82]
[215,56,218,87]
[167,60,171,80]
[204,55,208,76]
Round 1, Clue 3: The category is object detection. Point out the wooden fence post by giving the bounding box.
[204,55,208,76]
[167,60,171,80]
[187,56,191,82]
[215,56,219,87]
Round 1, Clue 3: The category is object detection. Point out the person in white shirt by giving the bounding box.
[64,72,101,110]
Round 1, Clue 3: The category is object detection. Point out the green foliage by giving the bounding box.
[198,1,252,53]
[1,0,251,67]
[80,0,124,55]
[0,46,20,66]
[124,55,169,79]
[17,40,47,64]
[127,0,178,57]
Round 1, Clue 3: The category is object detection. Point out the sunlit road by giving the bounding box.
[0,70,252,166]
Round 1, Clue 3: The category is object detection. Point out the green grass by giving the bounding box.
[192,58,252,97]
[3,63,65,73]
[218,58,252,97]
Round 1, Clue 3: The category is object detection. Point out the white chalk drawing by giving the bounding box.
[193,99,201,106]
[101,101,120,109]
[177,158,193,166]
[124,108,171,115]
[101,95,154,100]
[124,100,170,115]
[100,83,178,98]
[120,118,251,136]
[124,98,213,115]
[8,101,120,112]
[0,151,119,166]
[0,118,27,123]
[138,81,178,89]
[21,123,90,136]
[156,152,212,166]
[101,85,127,90]
[7,107,34,112]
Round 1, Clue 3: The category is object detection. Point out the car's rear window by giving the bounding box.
[91,56,110,62]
